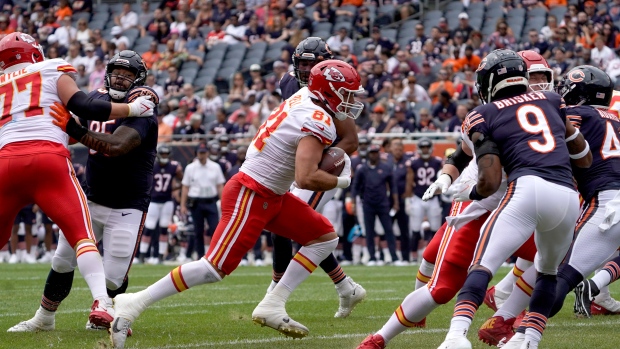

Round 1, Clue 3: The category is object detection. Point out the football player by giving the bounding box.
[0,33,154,332]
[437,49,589,349]
[9,50,159,332]
[110,60,363,349]
[268,37,366,317]
[138,144,183,264]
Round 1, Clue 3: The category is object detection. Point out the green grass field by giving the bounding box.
[1,264,619,349]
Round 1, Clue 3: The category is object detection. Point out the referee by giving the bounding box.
[180,142,226,261]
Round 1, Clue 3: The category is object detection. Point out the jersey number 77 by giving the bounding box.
[0,72,44,128]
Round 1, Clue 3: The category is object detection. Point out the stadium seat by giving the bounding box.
[221,58,242,70]
[225,101,242,115]
[484,7,504,20]
[199,26,213,37]
[264,48,283,61]
[241,57,262,70]
[549,6,567,20]
[110,3,124,14]
[89,19,106,31]
[135,36,154,47]
[124,28,140,47]
[481,22,497,36]
[180,68,198,84]
[216,67,238,81]
[446,1,464,12]
[133,43,151,54]
[353,37,370,56]
[425,10,444,20]
[380,28,397,42]
[469,17,483,31]
[467,2,485,12]
[334,21,353,32]
[507,8,526,19]
[486,1,504,11]
[467,8,485,19]
[312,30,331,40]
[92,11,110,22]
[193,75,214,90]
[198,66,219,77]
[157,43,167,53]
[340,5,359,16]
[398,37,410,51]
[181,61,201,70]
[204,57,223,71]
[527,7,548,18]
[208,43,228,55]
[268,41,288,52]
[96,3,110,13]
[227,43,247,56]
[104,19,116,30]
[73,12,91,23]
[313,22,333,34]
[412,100,431,113]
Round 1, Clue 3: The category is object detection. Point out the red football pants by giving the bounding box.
[206,172,334,275]
[0,142,95,249]
[423,201,536,304]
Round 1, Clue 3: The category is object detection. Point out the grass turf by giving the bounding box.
[1,264,619,349]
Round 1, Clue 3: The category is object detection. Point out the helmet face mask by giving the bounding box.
[157,144,172,164]
[104,50,147,100]
[476,49,529,104]
[417,138,433,159]
[293,37,333,87]
[517,50,553,92]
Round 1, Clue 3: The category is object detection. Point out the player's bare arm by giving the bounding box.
[333,117,358,155]
[295,136,342,191]
[565,118,592,168]
[57,75,154,120]
[79,126,142,157]
[404,167,414,197]
[471,132,502,198]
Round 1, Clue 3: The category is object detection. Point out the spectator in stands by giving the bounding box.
[116,2,138,30]
[74,64,89,90]
[445,104,467,133]
[520,29,549,55]
[142,41,162,70]
[236,0,254,25]
[224,12,247,44]
[366,61,391,104]
[468,31,489,58]
[90,29,107,58]
[335,44,357,68]
[176,113,207,142]
[454,45,480,72]
[75,19,91,46]
[54,16,75,49]
[454,66,475,100]
[385,106,416,134]
[422,39,442,66]
[431,90,457,123]
[265,15,289,44]
[145,74,165,101]
[369,26,397,55]
[417,108,440,132]
[547,25,574,59]
[110,26,130,49]
[64,43,86,69]
[592,35,617,69]
[414,61,435,90]
[8,5,22,31]
[88,58,105,91]
[452,12,473,41]
[209,107,233,135]
[38,15,59,42]
[487,19,515,51]
[406,25,425,59]
[72,0,93,14]
[154,20,172,44]
[388,74,408,103]
[171,11,189,36]
[405,72,430,103]
[55,0,73,22]
[541,15,557,41]
[144,9,168,37]
[228,72,249,104]
[389,50,419,75]
[137,1,153,28]
[162,100,180,128]
[194,0,213,27]
[428,69,454,104]
[584,1,603,24]
[157,112,173,143]
[244,14,266,44]
[206,20,226,48]
[610,0,620,22]
[272,59,288,81]
[314,0,336,24]
[164,66,185,100]
[327,27,354,55]
[361,105,388,135]
[185,26,205,52]
[45,41,60,59]
[180,84,201,113]
[549,46,573,79]
[82,44,98,73]
[602,23,619,50]
[212,0,232,25]
[229,98,259,124]
[159,38,187,69]
[231,111,252,135]
[578,18,597,50]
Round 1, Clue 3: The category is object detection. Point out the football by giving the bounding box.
[319,147,346,175]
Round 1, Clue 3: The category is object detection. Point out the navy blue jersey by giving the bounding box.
[352,161,397,207]
[410,156,442,198]
[151,160,182,203]
[464,91,574,189]
[280,71,300,100]
[350,154,366,175]
[392,155,412,196]
[567,106,620,201]
[80,87,159,211]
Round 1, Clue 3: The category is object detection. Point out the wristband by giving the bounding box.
[66,117,88,140]
[569,141,590,159]
[336,176,351,188]
[565,128,580,143]
[468,185,488,201]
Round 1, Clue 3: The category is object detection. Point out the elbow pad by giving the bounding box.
[66,91,112,121]
[474,135,500,163]
[445,145,473,173]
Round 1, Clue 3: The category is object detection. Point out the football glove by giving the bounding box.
[50,102,88,140]
[422,173,452,201]
[446,179,477,202]
[127,95,155,117]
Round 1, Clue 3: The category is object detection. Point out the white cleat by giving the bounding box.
[37,251,52,263]
[22,253,37,264]
[7,309,55,332]
[393,260,410,266]
[252,293,309,338]
[594,294,620,312]
[8,253,19,264]
[110,317,133,349]
[334,277,367,318]
[110,293,147,349]
[500,332,525,348]
[253,259,264,267]
[494,288,510,310]
[266,280,277,294]
[437,335,472,349]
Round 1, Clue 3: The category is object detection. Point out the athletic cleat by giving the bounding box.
[37,251,52,263]
[500,332,524,348]
[89,299,114,328]
[335,277,367,318]
[437,335,472,349]
[7,309,55,332]
[356,334,386,349]
[252,293,309,338]
[591,294,620,315]
[483,286,509,311]
[87,319,132,336]
[574,280,599,318]
[478,316,515,346]
[512,310,526,330]
[110,317,132,349]
[8,253,19,264]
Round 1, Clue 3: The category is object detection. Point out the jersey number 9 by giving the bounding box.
[516,105,556,153]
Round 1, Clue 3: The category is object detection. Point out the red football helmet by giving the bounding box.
[308,60,364,120]
[0,32,45,71]
[518,50,553,92]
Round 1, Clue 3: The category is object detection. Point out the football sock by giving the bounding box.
[107,277,129,298]
[271,232,293,278]
[274,238,338,301]
[158,241,167,260]
[322,255,346,285]
[75,241,109,301]
[352,244,362,264]
[147,258,221,304]
[415,259,434,290]
[525,274,556,345]
[448,269,491,337]
[550,264,583,317]
[592,258,620,289]
[139,233,151,259]
[495,258,533,295]
[40,269,74,312]
[377,285,438,343]
[496,265,535,320]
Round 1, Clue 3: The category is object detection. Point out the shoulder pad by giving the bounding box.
[127,86,160,105]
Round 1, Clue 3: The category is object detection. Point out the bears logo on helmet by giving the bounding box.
[568,69,585,83]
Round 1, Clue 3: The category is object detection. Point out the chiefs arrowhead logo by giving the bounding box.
[19,33,35,43]
[323,67,345,82]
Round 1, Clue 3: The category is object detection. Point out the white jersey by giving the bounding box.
[0,58,77,149]
[241,87,337,195]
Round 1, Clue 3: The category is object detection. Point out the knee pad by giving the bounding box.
[108,229,135,258]
[52,251,77,273]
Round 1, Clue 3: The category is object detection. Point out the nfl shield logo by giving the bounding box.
[263,202,268,209]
